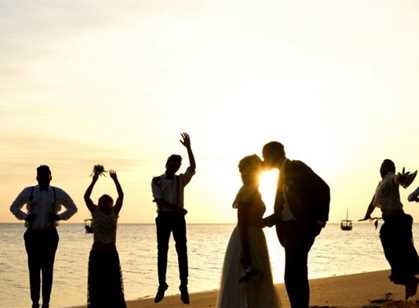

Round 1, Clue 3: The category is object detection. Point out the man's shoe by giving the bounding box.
[154,284,168,303]
[32,304,40,308]
[180,285,190,304]
[41,303,49,308]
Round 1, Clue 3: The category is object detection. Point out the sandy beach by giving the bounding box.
[70,270,419,308]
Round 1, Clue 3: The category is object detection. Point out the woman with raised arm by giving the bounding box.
[84,166,126,308]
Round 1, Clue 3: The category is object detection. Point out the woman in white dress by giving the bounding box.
[217,155,280,308]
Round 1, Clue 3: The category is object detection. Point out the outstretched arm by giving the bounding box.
[110,170,124,214]
[180,132,196,172]
[84,172,99,213]
[359,195,376,221]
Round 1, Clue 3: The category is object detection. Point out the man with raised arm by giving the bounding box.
[151,133,196,304]
[10,165,78,308]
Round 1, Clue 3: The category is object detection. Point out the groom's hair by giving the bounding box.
[263,141,285,159]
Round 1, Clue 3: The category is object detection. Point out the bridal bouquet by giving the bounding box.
[91,164,107,177]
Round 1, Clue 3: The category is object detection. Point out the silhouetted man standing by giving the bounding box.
[10,165,78,308]
[151,133,196,304]
[262,142,330,308]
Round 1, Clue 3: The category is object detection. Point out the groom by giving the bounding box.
[262,141,330,308]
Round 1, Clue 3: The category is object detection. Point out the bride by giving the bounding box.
[217,155,280,308]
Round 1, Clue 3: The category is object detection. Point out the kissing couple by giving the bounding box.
[217,141,330,308]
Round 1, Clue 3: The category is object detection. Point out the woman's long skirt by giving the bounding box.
[88,243,127,308]
[217,226,280,308]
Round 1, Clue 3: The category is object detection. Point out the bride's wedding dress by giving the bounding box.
[217,186,280,308]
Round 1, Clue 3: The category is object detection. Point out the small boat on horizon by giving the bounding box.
[340,209,353,231]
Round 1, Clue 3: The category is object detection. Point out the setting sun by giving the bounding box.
[259,169,279,216]
[3,1,419,307]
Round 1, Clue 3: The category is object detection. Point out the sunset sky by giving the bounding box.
[1,0,419,223]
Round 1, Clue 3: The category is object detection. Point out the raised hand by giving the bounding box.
[109,169,118,181]
[110,169,124,214]
[180,132,196,172]
[91,164,106,181]
[180,132,191,148]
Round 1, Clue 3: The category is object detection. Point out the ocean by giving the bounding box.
[0,222,402,308]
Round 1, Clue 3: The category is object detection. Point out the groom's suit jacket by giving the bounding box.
[265,159,330,228]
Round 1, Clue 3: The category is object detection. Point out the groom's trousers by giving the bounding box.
[155,212,189,288]
[277,221,317,308]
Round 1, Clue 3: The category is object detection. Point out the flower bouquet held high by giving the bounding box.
[91,164,107,177]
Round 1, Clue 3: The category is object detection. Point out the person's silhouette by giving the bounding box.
[10,165,78,308]
[151,133,196,304]
[216,155,280,308]
[84,167,127,308]
[262,142,330,308]
[361,159,419,299]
